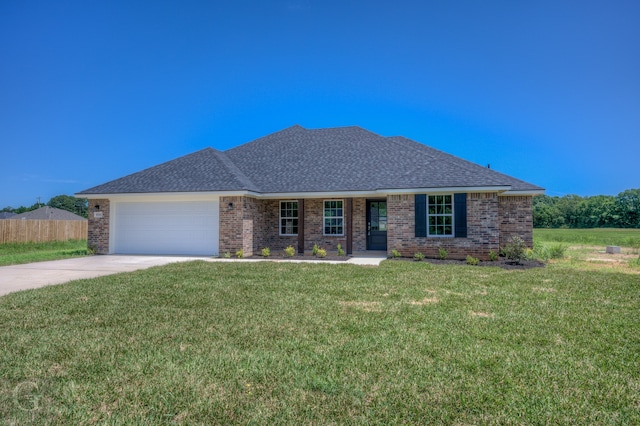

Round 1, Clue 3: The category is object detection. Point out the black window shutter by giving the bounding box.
[415,194,426,237]
[454,193,467,238]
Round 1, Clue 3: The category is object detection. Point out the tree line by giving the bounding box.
[1,195,88,218]
[533,188,639,228]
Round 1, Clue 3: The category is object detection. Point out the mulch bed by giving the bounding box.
[390,257,546,270]
[241,254,545,269]
[245,254,350,262]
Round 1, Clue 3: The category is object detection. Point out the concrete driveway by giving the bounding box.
[0,255,208,297]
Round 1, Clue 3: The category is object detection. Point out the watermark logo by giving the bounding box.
[13,381,41,412]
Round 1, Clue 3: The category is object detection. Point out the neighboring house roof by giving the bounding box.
[11,206,86,221]
[78,125,543,196]
[0,212,16,219]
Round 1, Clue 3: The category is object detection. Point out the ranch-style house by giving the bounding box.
[77,125,544,259]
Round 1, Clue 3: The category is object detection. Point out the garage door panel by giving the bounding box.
[114,201,219,255]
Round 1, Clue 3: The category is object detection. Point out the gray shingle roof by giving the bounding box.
[78,125,543,195]
[11,206,86,221]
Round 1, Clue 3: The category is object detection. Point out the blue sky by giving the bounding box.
[1,0,638,208]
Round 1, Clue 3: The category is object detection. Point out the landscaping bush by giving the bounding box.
[316,248,327,258]
[284,245,295,257]
[391,249,401,258]
[414,252,425,261]
[438,247,448,260]
[501,235,527,264]
[261,247,271,257]
[466,255,479,266]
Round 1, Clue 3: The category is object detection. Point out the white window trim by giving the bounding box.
[279,200,298,236]
[427,194,455,238]
[323,199,345,236]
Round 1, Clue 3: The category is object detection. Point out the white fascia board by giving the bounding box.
[258,190,380,199]
[256,186,511,199]
[378,186,511,195]
[77,191,258,202]
[499,190,545,196]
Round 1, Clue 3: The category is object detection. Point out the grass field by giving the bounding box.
[534,228,640,248]
[0,240,88,266]
[1,247,639,423]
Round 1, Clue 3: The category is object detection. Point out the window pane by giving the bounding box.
[426,194,453,237]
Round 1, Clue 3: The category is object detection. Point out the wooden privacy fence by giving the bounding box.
[0,219,88,244]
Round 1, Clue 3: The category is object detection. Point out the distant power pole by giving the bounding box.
[37,196,41,207]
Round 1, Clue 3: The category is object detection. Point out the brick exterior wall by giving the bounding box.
[387,193,501,260]
[87,199,110,254]
[218,197,367,256]
[88,194,534,258]
[352,198,367,252]
[498,196,534,247]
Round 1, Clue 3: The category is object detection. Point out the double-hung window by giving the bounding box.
[280,201,298,236]
[323,200,344,235]
[427,195,453,236]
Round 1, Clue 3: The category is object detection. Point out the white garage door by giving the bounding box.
[114,201,219,255]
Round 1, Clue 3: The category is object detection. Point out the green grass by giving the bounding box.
[1,260,638,424]
[0,240,89,266]
[535,228,640,248]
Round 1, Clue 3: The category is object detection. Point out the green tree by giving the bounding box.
[576,195,616,228]
[615,189,640,228]
[47,195,89,218]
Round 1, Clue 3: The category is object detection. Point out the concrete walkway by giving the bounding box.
[0,254,387,297]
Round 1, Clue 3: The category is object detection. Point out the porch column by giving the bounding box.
[297,199,305,254]
[346,198,353,255]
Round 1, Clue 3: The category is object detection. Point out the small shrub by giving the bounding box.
[284,245,295,257]
[488,250,498,261]
[312,243,320,256]
[235,249,244,259]
[261,247,271,257]
[533,241,551,261]
[548,243,568,259]
[391,249,402,258]
[337,244,345,256]
[524,248,534,260]
[222,251,231,258]
[413,252,425,261]
[438,247,448,260]
[316,248,327,258]
[466,255,479,266]
[501,235,527,264]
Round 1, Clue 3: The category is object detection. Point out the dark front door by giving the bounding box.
[367,200,387,250]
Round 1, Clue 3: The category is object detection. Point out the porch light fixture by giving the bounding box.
[227,202,234,210]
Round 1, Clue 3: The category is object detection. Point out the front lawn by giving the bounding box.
[1,260,638,424]
[0,240,88,266]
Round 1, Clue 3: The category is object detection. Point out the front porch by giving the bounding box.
[218,196,387,257]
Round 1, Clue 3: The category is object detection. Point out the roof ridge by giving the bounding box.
[213,150,259,192]
[226,125,307,154]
